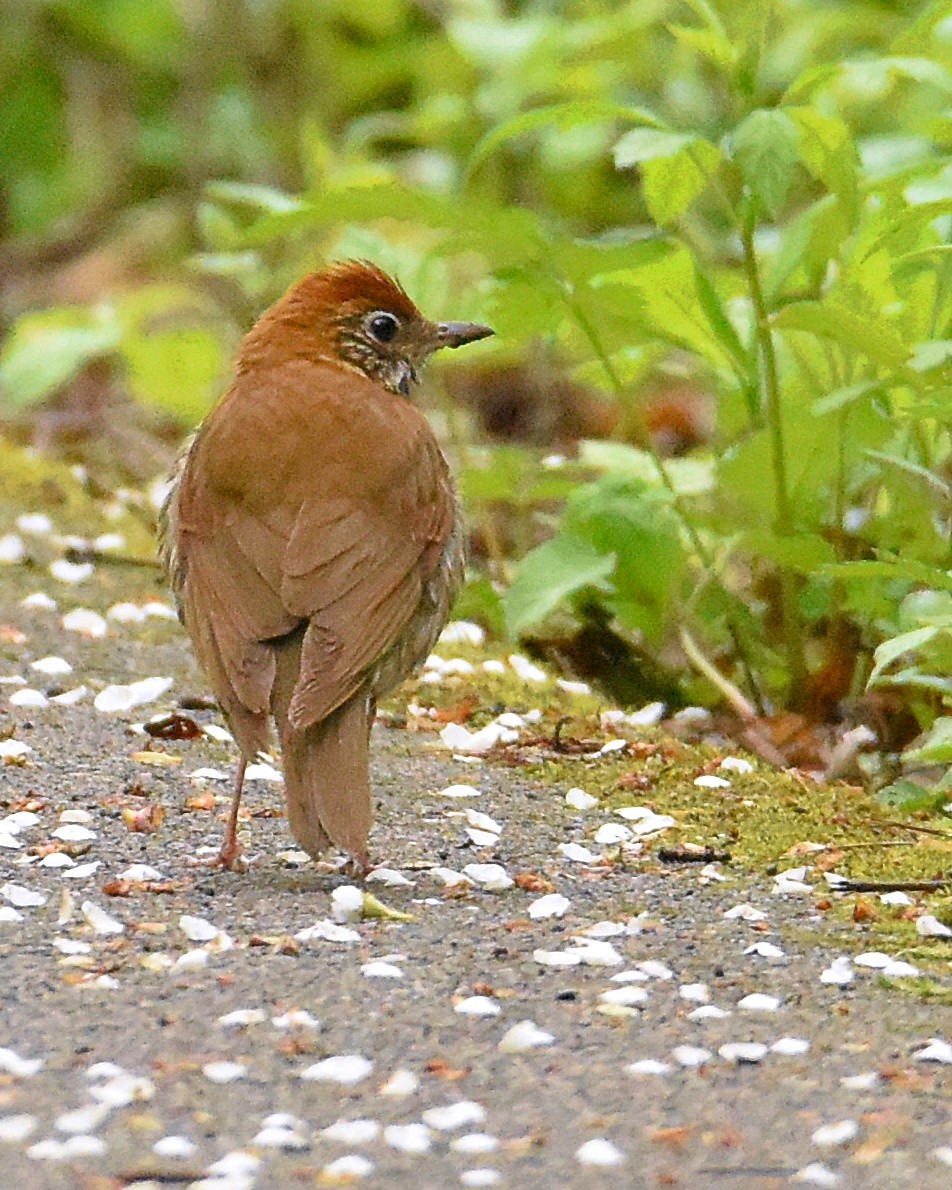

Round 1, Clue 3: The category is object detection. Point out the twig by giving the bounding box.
[881,820,952,840]
[64,545,161,569]
[832,877,952,894]
[658,845,731,864]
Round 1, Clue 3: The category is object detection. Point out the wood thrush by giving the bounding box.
[159,261,492,870]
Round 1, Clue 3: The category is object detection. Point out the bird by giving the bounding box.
[159,260,492,871]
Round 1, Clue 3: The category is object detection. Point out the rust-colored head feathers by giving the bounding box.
[238,259,492,396]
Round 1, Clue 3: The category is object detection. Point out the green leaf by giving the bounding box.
[668,22,738,72]
[468,101,662,180]
[204,181,303,214]
[578,440,714,495]
[614,128,723,225]
[503,534,616,635]
[822,558,952,592]
[875,780,948,813]
[0,307,120,409]
[122,325,224,425]
[774,301,909,367]
[811,380,882,416]
[565,476,685,641]
[452,575,506,639]
[640,140,722,226]
[591,246,734,368]
[903,716,952,765]
[741,530,838,573]
[786,109,858,207]
[869,625,940,685]
[728,109,801,217]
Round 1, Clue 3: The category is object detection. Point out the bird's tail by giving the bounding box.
[271,631,372,864]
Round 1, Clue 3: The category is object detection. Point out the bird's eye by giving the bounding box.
[367,312,399,343]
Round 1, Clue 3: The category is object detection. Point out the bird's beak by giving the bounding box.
[436,321,494,350]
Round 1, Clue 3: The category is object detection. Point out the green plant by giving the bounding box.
[2,1,950,785]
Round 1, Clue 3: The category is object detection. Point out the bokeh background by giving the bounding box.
[1,0,950,793]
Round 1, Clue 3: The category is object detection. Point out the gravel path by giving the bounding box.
[1,509,951,1189]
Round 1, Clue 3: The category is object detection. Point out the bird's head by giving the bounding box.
[246,260,493,396]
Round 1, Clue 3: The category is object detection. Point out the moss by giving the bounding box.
[0,437,155,556]
[392,639,952,991]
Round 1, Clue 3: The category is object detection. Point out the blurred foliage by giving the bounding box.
[0,0,951,785]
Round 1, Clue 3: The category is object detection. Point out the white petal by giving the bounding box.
[62,610,107,638]
[1,883,46,908]
[719,1042,767,1063]
[202,1062,247,1083]
[217,1009,266,1028]
[737,993,781,1012]
[455,995,501,1017]
[321,1154,374,1179]
[771,1037,811,1056]
[811,1120,858,1147]
[461,863,513,891]
[154,1135,197,1158]
[916,914,952,938]
[323,1119,380,1145]
[94,676,172,713]
[422,1102,486,1131]
[378,1068,419,1097]
[627,1059,671,1076]
[671,1045,712,1068]
[383,1124,433,1154]
[576,1138,625,1167]
[498,1020,554,1053]
[913,1039,952,1064]
[0,1048,44,1077]
[301,1055,373,1085]
[528,893,570,920]
[362,961,403,979]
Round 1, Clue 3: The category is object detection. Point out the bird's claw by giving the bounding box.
[188,841,248,873]
[341,853,372,880]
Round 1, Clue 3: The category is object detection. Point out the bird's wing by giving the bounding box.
[176,359,455,736]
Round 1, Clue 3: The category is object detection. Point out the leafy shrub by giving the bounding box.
[2,1,950,783]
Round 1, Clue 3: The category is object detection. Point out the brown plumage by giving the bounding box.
[159,261,492,870]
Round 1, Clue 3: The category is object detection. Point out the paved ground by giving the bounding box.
[1,498,951,1189]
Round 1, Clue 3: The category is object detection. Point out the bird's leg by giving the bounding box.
[189,757,248,871]
[216,756,248,869]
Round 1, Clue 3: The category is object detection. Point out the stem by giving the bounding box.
[740,218,808,706]
[679,627,757,721]
[563,287,765,714]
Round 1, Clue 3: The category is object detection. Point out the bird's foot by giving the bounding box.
[189,839,248,873]
[341,852,372,880]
